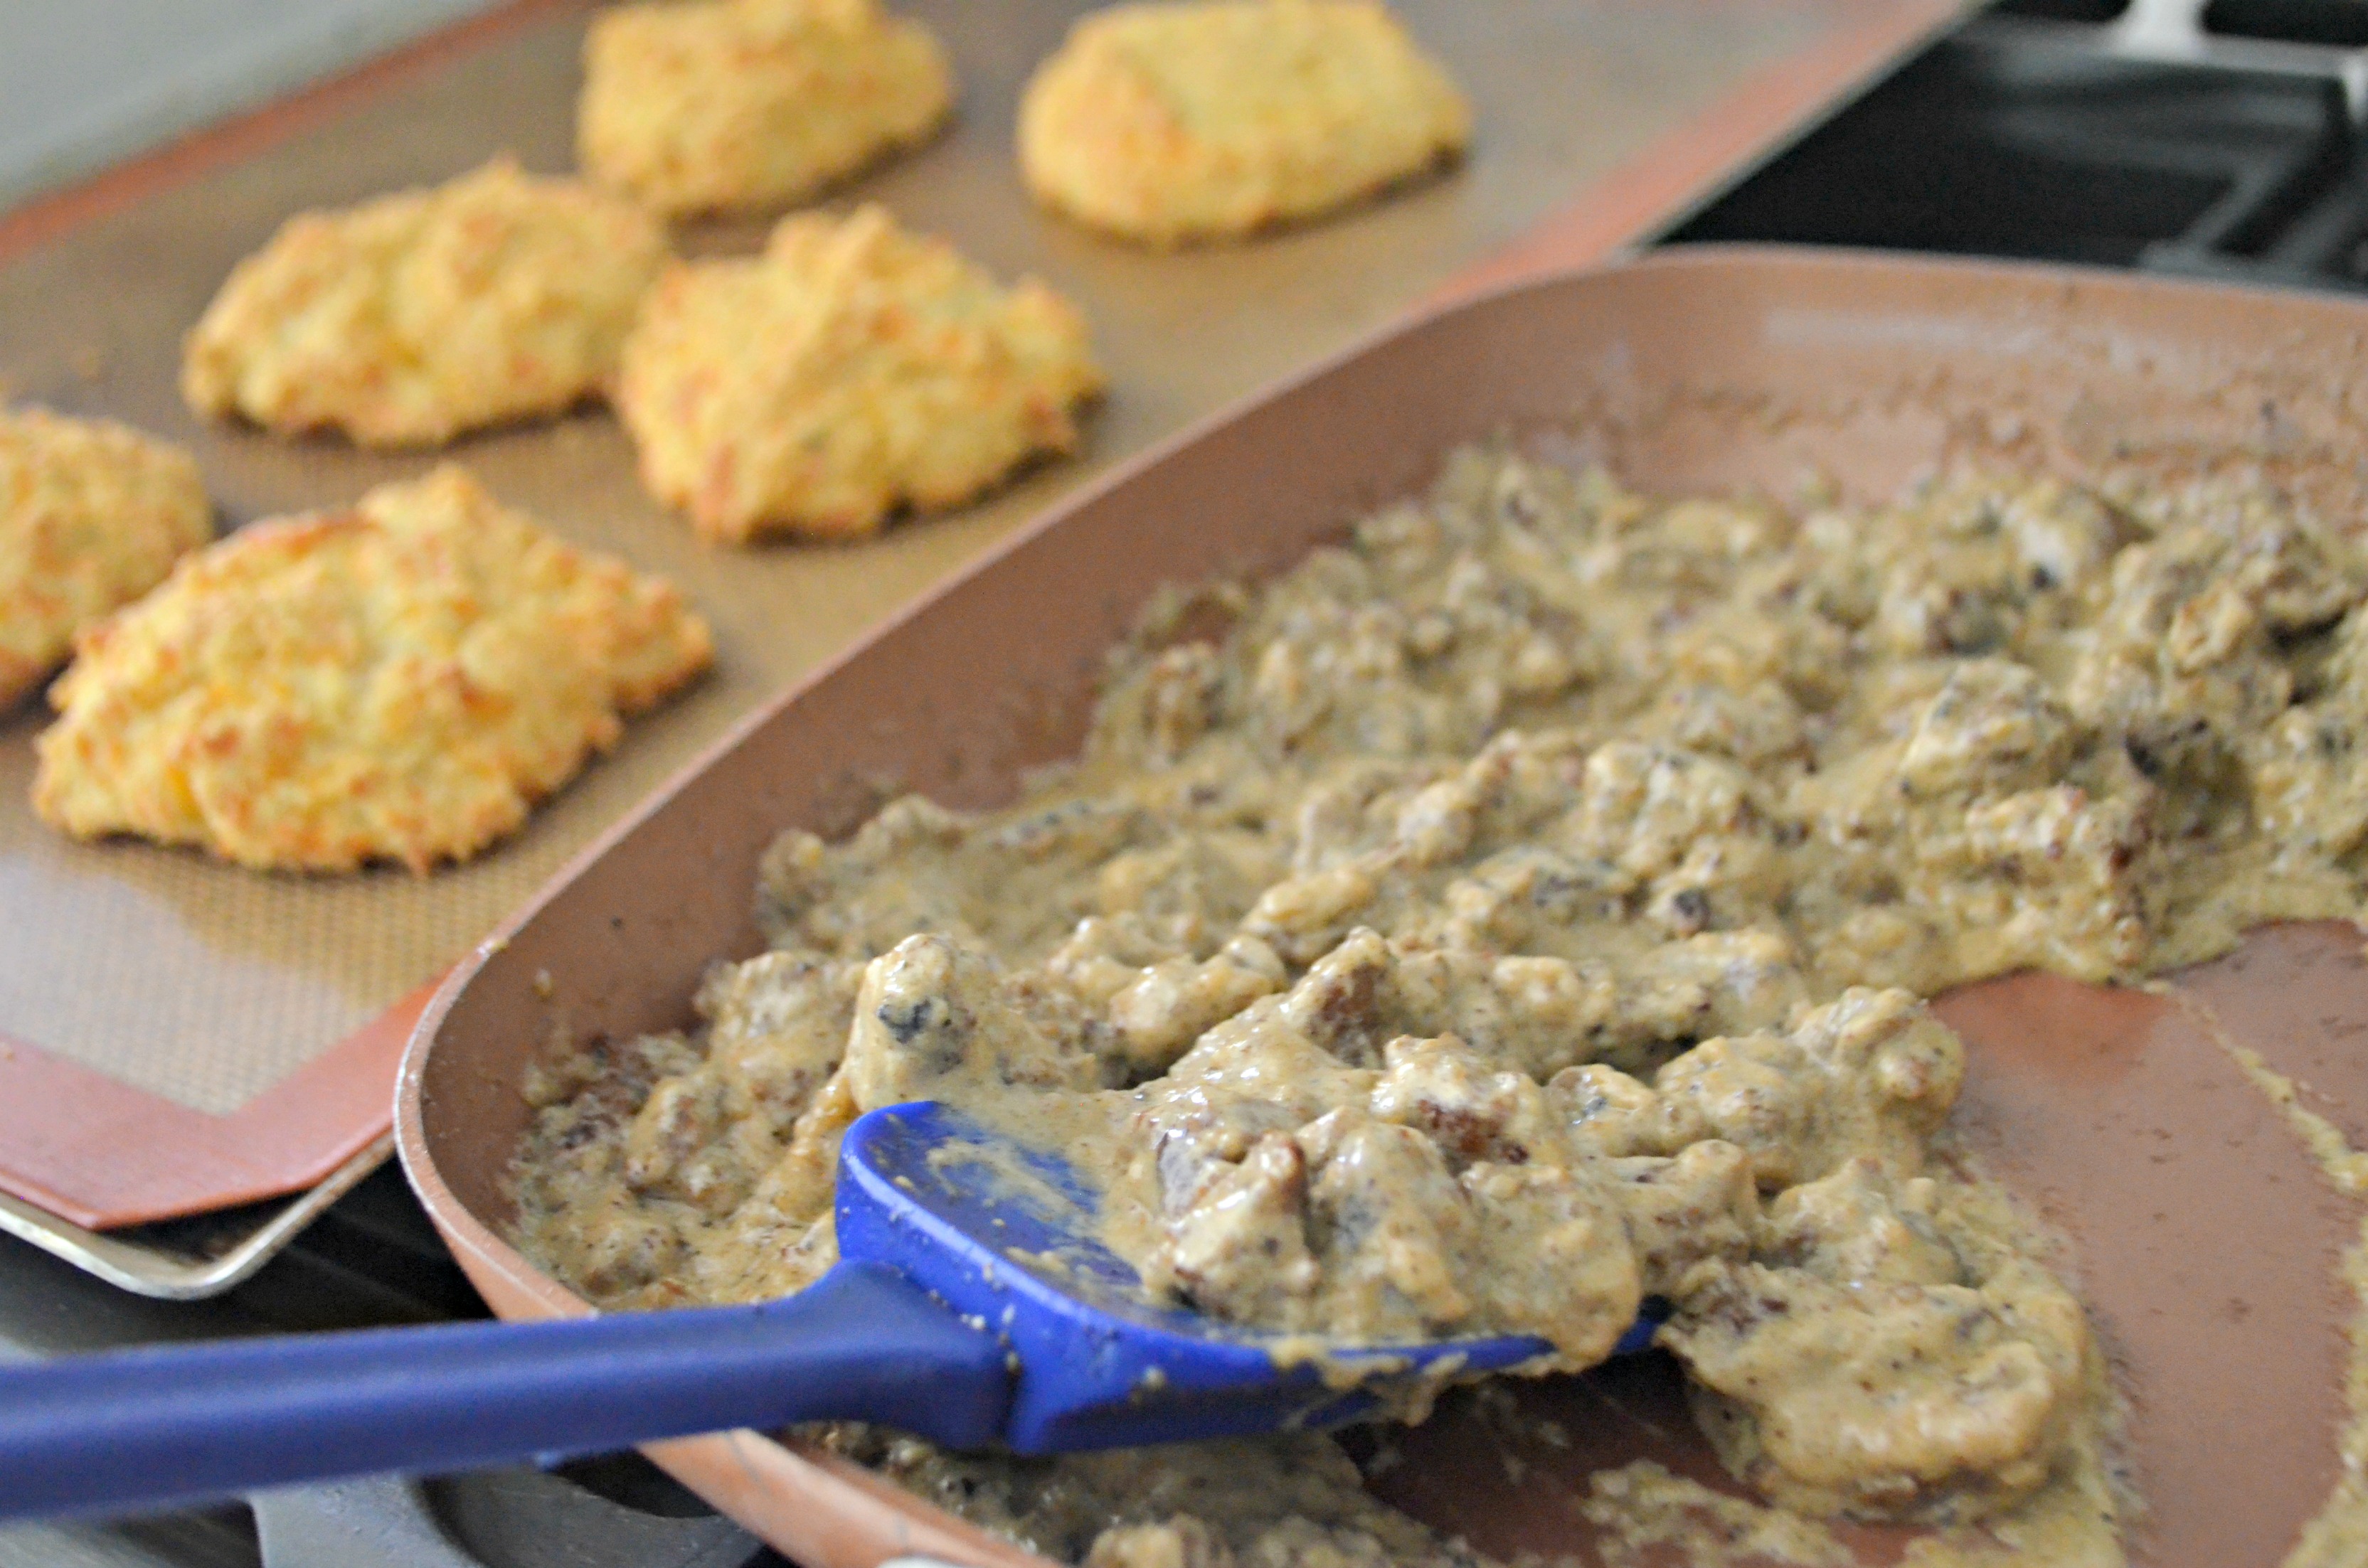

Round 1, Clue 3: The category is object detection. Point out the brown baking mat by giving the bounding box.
[0,0,1943,1227]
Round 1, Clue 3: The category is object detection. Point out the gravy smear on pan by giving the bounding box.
[514,447,2368,1564]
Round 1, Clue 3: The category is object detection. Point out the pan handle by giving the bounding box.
[0,1262,1009,1522]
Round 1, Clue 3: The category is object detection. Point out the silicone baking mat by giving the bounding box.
[0,0,1936,1228]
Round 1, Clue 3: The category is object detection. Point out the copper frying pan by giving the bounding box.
[396,247,2368,1567]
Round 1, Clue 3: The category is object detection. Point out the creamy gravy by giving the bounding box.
[512,448,2368,1565]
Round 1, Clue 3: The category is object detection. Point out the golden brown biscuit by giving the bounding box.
[1,408,211,711]
[1019,0,1470,245]
[33,466,713,873]
[613,203,1103,542]
[578,0,953,218]
[181,159,667,447]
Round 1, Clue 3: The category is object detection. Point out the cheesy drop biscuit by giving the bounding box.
[1,409,211,711]
[33,467,712,873]
[579,0,953,218]
[1019,0,1470,245]
[614,204,1102,542]
[182,159,667,447]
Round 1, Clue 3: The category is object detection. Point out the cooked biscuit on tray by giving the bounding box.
[1019,0,1470,245]
[614,203,1103,543]
[33,466,712,875]
[579,0,952,218]
[181,158,667,448]
[1,408,211,712]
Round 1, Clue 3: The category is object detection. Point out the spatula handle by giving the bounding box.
[0,1262,1008,1522]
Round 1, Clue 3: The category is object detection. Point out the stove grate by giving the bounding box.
[1664,1,2368,294]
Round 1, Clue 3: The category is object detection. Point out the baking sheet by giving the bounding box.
[0,0,1874,1224]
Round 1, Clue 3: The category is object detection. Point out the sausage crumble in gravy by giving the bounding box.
[515,447,2368,1565]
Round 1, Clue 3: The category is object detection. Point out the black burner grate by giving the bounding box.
[1664,5,2368,293]
[2205,0,2368,48]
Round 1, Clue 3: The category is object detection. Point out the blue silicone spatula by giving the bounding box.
[0,1102,1654,1522]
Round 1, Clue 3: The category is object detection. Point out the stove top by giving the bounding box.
[11,3,2368,1565]
[1662,0,2368,294]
